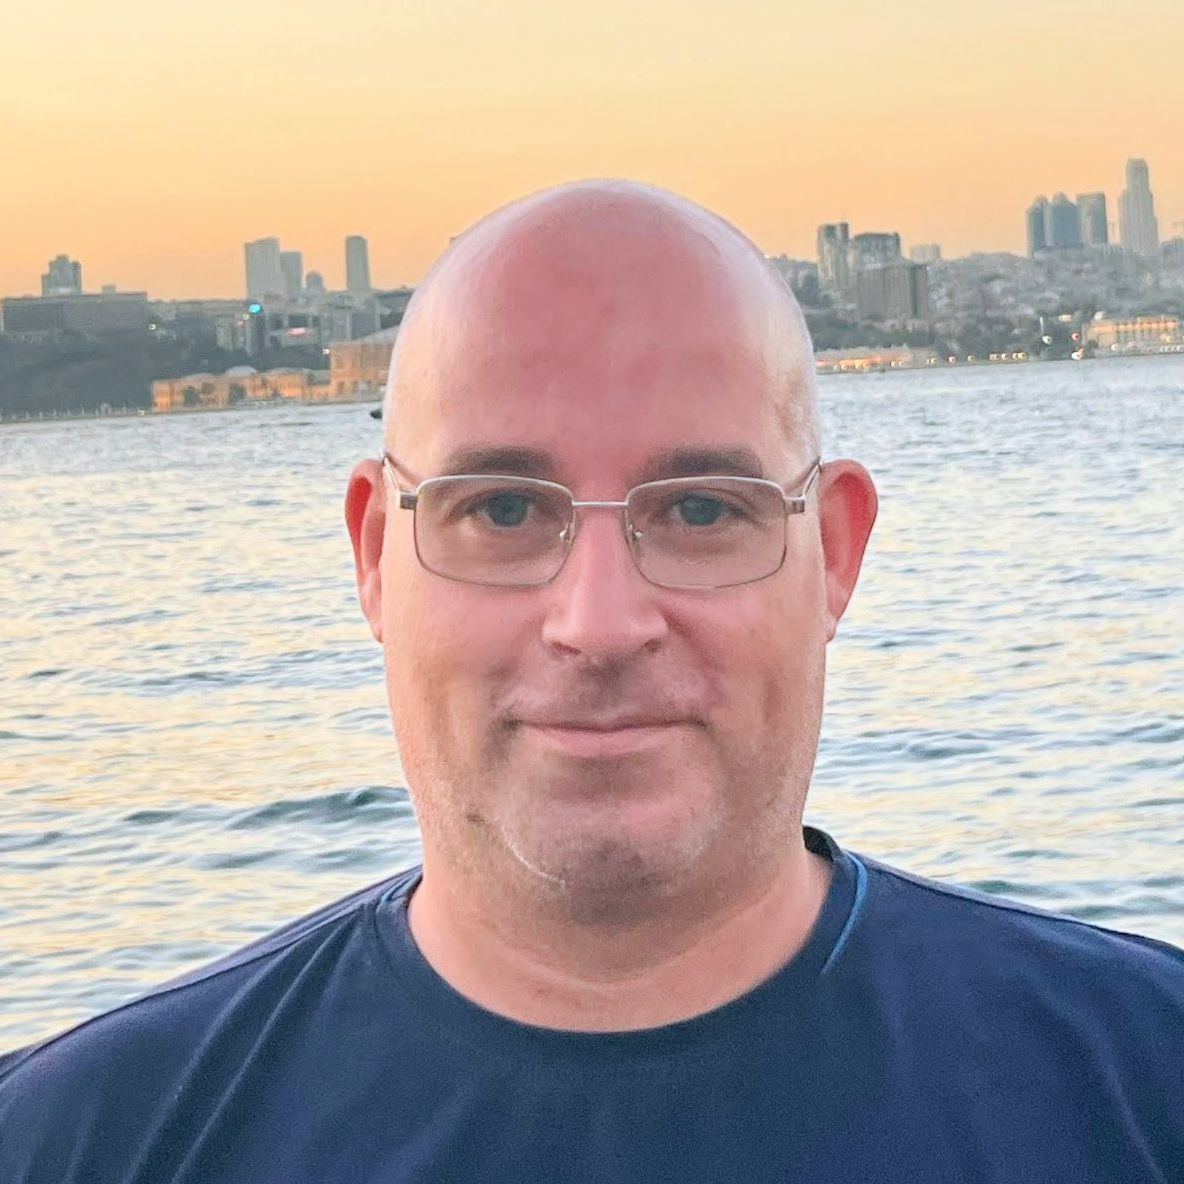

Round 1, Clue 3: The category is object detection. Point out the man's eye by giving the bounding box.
[675,494,728,526]
[479,492,532,527]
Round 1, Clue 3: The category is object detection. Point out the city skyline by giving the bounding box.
[3,0,1181,298]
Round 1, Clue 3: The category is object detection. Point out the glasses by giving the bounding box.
[382,453,821,590]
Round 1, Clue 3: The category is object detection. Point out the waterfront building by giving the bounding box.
[41,254,83,296]
[816,223,850,295]
[1119,159,1160,257]
[244,237,285,300]
[814,345,939,373]
[1026,198,1049,256]
[346,235,372,293]
[151,366,333,412]
[1085,314,1181,353]
[1077,193,1108,247]
[329,326,398,398]
[280,251,304,297]
[854,260,930,324]
[1047,194,1081,249]
[910,244,941,265]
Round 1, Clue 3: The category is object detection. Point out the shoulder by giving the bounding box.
[0,868,420,1174]
[849,850,1184,1014]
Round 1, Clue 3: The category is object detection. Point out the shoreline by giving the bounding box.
[2,350,1181,427]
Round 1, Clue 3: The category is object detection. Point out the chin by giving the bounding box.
[496,783,723,918]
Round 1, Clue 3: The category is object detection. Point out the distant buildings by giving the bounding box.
[151,366,333,412]
[1119,158,1160,257]
[328,326,398,398]
[280,250,303,297]
[854,261,931,323]
[1085,314,1181,353]
[816,221,928,323]
[345,236,372,293]
[41,254,83,296]
[848,232,901,272]
[1047,194,1082,249]
[1027,159,1163,259]
[816,223,850,294]
[1,291,150,338]
[1026,198,1049,256]
[910,244,941,265]
[1077,193,1108,247]
[244,237,285,299]
[1027,195,1082,254]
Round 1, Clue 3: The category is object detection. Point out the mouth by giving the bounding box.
[517,719,689,757]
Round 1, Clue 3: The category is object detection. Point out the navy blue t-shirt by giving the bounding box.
[2,828,1183,1182]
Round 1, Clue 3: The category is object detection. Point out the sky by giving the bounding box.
[3,0,1182,299]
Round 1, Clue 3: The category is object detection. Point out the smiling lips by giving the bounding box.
[518,717,690,757]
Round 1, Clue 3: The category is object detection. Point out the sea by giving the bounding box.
[1,354,1182,1049]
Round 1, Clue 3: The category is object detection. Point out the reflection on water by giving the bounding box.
[2,356,1183,1046]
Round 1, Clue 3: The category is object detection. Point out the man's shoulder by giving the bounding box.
[0,866,420,1091]
[852,849,1184,1003]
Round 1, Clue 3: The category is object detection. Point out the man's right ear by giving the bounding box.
[345,458,387,642]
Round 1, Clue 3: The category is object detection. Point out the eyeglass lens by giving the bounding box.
[412,475,790,588]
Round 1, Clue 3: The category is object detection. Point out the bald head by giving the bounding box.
[385,180,820,468]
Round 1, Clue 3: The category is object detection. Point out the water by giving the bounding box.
[2,356,1183,1048]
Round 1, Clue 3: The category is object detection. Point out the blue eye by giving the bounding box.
[482,492,531,527]
[677,494,726,526]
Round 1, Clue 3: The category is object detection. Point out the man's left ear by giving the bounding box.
[345,458,387,642]
[816,460,878,641]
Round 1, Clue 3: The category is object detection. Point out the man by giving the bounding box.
[1,181,1181,1182]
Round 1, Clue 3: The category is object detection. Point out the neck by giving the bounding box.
[406,840,832,1032]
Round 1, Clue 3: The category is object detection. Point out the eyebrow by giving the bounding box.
[435,445,768,483]
[437,447,556,477]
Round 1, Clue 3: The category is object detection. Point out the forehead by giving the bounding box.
[393,200,809,482]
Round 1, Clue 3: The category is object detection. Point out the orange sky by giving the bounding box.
[3,0,1181,298]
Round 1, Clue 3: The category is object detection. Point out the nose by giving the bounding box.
[540,506,668,663]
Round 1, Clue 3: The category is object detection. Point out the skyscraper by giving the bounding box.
[816,223,849,294]
[346,236,372,293]
[1026,198,1049,256]
[1047,194,1082,249]
[1119,158,1160,257]
[244,238,285,300]
[41,254,83,296]
[848,232,902,272]
[280,250,303,297]
[1076,194,1108,247]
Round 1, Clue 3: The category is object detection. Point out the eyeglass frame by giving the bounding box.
[380,450,823,590]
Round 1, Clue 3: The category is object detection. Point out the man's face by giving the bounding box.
[357,200,869,917]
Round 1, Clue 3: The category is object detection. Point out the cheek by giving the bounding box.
[383,572,526,730]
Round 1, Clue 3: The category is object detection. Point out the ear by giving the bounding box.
[345,458,387,642]
[816,459,877,641]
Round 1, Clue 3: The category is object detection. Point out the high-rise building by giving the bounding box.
[909,244,941,265]
[1026,197,1049,256]
[816,223,849,294]
[306,271,327,295]
[244,238,285,299]
[848,232,901,272]
[854,261,930,323]
[280,250,303,297]
[41,254,83,296]
[1119,158,1160,257]
[346,235,371,293]
[1047,194,1082,249]
[1076,193,1108,247]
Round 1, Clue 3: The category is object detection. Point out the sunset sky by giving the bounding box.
[3,0,1181,298]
